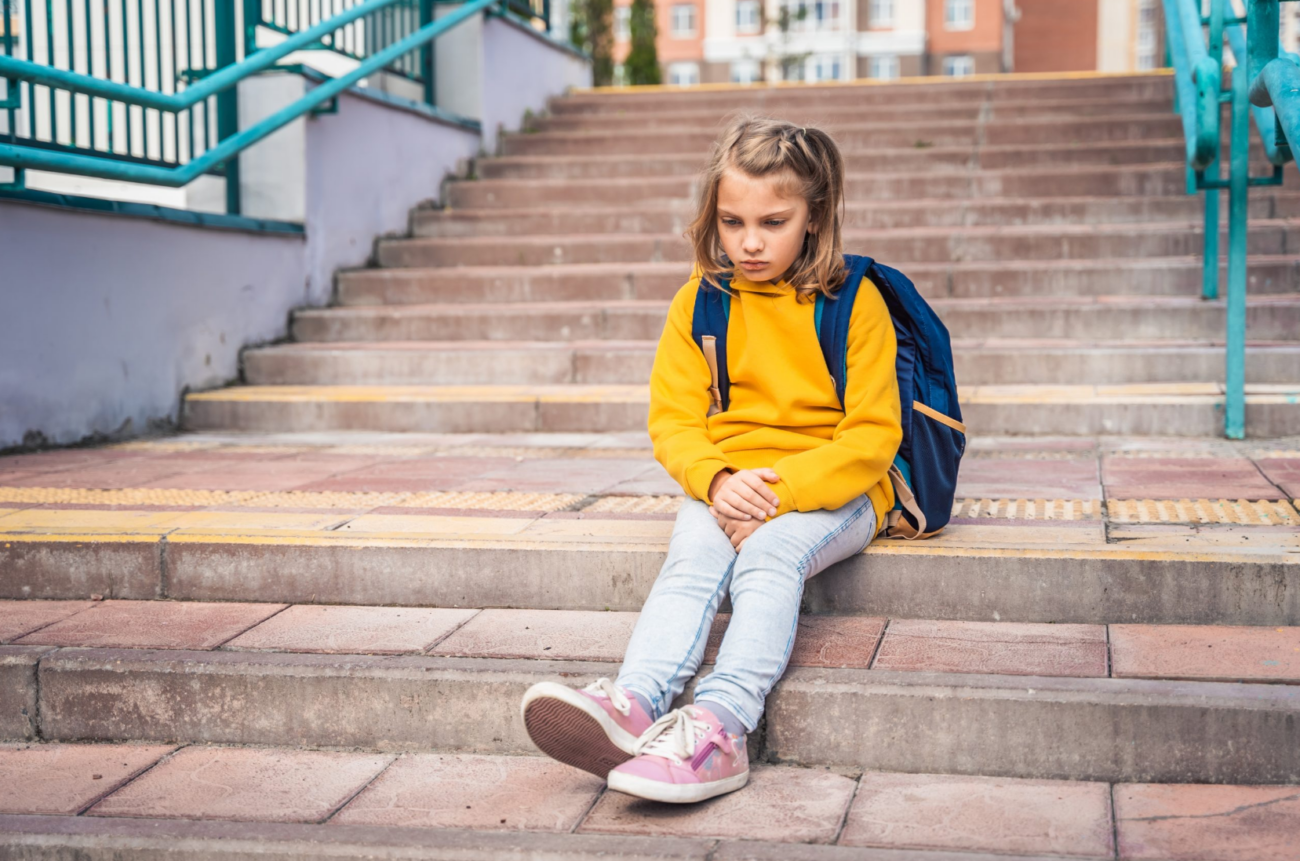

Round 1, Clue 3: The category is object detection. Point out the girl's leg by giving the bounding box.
[693,493,878,732]
[615,497,738,720]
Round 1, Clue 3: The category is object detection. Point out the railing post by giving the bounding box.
[215,0,241,215]
[421,0,434,105]
[1224,57,1249,440]
[1201,0,1224,301]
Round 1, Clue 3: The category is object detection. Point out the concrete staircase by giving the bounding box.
[3,72,1300,858]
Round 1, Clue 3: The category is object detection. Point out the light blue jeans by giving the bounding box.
[615,492,879,732]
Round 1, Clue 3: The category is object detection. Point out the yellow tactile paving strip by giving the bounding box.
[0,487,587,512]
[1107,499,1299,526]
[2,485,1297,524]
[951,499,1100,521]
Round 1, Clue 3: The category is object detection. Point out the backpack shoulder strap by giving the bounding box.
[814,253,874,409]
[692,276,732,413]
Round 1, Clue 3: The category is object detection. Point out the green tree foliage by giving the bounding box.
[625,0,661,85]
[569,0,615,86]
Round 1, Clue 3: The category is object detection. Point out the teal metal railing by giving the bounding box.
[1163,0,1296,438]
[0,0,554,208]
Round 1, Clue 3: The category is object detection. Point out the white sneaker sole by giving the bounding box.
[607,767,750,803]
[520,682,640,779]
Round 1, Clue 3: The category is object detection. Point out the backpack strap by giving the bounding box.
[814,253,874,409]
[692,276,732,413]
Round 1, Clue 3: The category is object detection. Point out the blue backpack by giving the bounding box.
[691,252,966,539]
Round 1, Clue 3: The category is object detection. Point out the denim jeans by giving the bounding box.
[615,492,879,733]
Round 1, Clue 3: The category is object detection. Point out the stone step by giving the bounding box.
[5,601,1300,782]
[4,431,1296,621]
[447,164,1299,208]
[501,115,1183,157]
[476,140,1214,180]
[2,741,1292,858]
[291,296,1300,344]
[242,340,1300,387]
[381,221,1298,269]
[336,256,1300,306]
[416,192,1300,237]
[529,97,1172,133]
[546,74,1175,114]
[180,381,1300,436]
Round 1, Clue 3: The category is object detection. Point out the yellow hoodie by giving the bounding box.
[648,262,904,529]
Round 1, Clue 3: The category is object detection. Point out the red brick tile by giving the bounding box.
[705,615,885,669]
[429,609,637,662]
[460,459,655,494]
[16,600,287,650]
[6,462,197,490]
[841,772,1113,856]
[298,458,518,492]
[0,742,175,814]
[225,605,478,655]
[1255,458,1300,499]
[1116,783,1300,860]
[89,746,393,823]
[1102,457,1284,500]
[333,753,602,831]
[0,600,96,643]
[1110,624,1300,683]
[872,619,1108,677]
[138,462,358,492]
[956,458,1102,500]
[579,764,856,843]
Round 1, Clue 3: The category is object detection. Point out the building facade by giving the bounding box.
[609,0,1165,86]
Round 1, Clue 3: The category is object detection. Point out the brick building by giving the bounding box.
[608,0,1164,86]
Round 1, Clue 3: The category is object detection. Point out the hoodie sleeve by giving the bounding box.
[767,277,903,516]
[647,268,739,505]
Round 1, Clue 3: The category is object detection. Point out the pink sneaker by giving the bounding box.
[606,703,749,803]
[521,677,654,778]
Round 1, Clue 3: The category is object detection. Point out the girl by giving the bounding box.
[520,115,903,804]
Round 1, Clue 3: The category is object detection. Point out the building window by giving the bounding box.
[732,58,761,83]
[868,0,893,27]
[869,55,900,80]
[944,0,973,30]
[801,54,843,82]
[668,61,700,85]
[1136,0,1159,70]
[671,3,696,37]
[942,54,974,77]
[614,5,631,41]
[781,0,842,32]
[736,0,761,34]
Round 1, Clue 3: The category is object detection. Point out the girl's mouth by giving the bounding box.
[741,261,767,270]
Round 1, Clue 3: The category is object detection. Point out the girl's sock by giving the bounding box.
[629,690,655,721]
[696,698,748,738]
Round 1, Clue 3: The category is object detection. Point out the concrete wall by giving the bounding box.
[0,17,588,450]
[0,205,306,448]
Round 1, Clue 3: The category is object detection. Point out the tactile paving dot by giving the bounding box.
[950,499,1099,521]
[1106,499,1300,526]
[238,491,415,509]
[582,495,684,514]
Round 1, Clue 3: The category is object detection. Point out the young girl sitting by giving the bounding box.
[521,115,903,804]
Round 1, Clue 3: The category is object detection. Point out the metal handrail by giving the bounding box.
[0,0,500,187]
[1160,0,1298,439]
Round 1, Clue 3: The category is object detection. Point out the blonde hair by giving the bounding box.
[685,114,848,303]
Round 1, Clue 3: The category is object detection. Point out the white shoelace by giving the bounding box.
[584,677,631,716]
[631,707,709,764]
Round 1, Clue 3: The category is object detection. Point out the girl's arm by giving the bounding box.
[767,278,904,516]
[648,274,739,505]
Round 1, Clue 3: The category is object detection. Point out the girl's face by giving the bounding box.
[715,167,816,284]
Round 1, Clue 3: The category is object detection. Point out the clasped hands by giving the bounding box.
[707,467,781,551]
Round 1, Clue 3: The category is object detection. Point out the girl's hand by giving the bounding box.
[719,513,763,551]
[709,468,781,522]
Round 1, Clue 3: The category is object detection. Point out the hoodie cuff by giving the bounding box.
[687,460,736,505]
[769,476,799,517]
